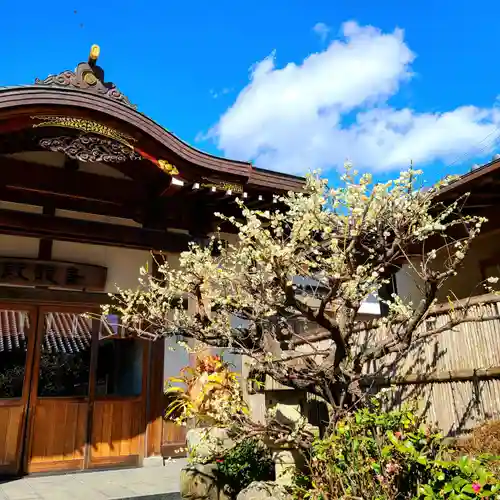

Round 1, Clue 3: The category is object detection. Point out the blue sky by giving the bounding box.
[3,0,500,185]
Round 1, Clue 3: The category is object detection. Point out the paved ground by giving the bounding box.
[0,458,185,500]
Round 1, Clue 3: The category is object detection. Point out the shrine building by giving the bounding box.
[0,45,304,475]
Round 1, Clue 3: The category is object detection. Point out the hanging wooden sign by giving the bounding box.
[0,258,107,291]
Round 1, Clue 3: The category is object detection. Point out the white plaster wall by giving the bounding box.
[165,252,182,270]
[163,336,190,385]
[51,241,151,293]
[52,210,152,292]
[395,263,425,306]
[395,230,500,304]
[0,203,41,259]
[433,230,500,301]
[0,234,40,259]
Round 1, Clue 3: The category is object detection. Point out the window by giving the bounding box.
[37,313,92,397]
[95,338,143,397]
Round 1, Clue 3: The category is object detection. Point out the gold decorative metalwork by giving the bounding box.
[31,115,181,176]
[89,44,100,62]
[83,72,98,85]
[158,159,179,176]
[200,181,243,193]
[31,115,136,150]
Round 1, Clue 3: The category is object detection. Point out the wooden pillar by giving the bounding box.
[145,254,167,457]
[145,337,165,457]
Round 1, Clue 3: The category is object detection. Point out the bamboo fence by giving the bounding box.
[261,293,500,436]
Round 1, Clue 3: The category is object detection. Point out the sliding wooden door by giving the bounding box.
[0,304,150,475]
[88,336,149,468]
[0,305,37,475]
[25,307,96,473]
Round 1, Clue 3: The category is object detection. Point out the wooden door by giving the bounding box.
[0,306,37,475]
[25,307,95,473]
[88,337,148,469]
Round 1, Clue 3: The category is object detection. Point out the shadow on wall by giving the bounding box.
[305,312,500,437]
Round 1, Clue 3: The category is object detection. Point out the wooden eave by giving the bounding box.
[436,158,500,211]
[0,86,305,194]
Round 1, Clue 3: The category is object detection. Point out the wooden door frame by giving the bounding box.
[83,316,100,469]
[87,336,150,469]
[145,337,165,458]
[0,298,151,474]
[0,302,38,475]
[23,304,99,473]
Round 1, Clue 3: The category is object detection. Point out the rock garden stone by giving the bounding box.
[180,462,233,500]
[180,463,219,500]
[236,481,288,500]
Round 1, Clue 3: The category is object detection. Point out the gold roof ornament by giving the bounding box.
[158,159,179,176]
[34,44,136,109]
[89,44,100,64]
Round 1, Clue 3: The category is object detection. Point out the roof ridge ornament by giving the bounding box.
[34,44,137,110]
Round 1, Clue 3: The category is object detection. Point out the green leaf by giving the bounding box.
[165,386,185,393]
[381,445,392,458]
[167,377,186,384]
[352,439,359,453]
[443,483,454,493]
[461,484,476,494]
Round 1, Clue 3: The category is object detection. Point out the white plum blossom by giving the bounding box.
[110,166,492,437]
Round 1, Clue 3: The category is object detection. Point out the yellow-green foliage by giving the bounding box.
[165,354,248,427]
[293,398,500,500]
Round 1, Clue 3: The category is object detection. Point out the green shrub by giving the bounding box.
[417,455,499,499]
[292,397,500,500]
[216,438,274,494]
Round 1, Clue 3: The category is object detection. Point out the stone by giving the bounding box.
[180,463,234,500]
[187,427,234,460]
[272,449,304,486]
[236,481,288,500]
[274,403,302,426]
[180,463,219,500]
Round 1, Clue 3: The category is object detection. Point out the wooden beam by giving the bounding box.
[0,157,147,205]
[0,286,112,306]
[38,206,55,260]
[0,208,191,251]
[0,187,142,220]
[360,366,500,387]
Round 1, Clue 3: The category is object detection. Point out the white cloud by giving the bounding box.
[313,22,330,42]
[207,21,500,174]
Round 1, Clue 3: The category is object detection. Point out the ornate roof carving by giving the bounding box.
[39,134,142,163]
[35,49,136,110]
